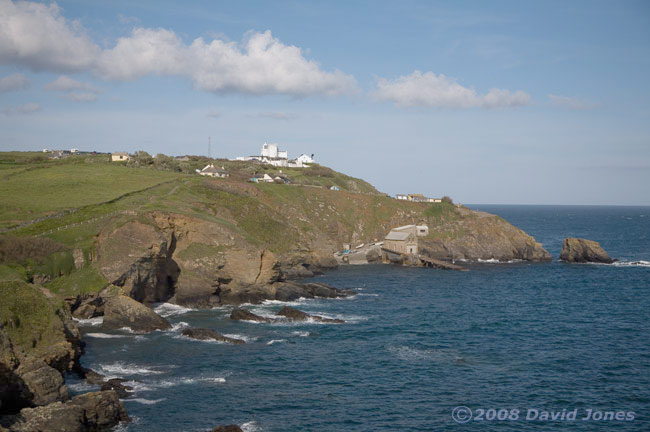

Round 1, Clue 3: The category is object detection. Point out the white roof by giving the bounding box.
[385,231,412,241]
[394,224,416,231]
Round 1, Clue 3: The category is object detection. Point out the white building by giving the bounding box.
[260,143,288,159]
[111,152,131,162]
[234,143,314,168]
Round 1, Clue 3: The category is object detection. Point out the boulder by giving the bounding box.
[212,426,243,432]
[277,306,344,324]
[68,294,104,320]
[100,379,133,399]
[181,328,245,344]
[4,390,128,432]
[560,238,614,264]
[229,309,274,323]
[15,360,68,407]
[102,295,171,333]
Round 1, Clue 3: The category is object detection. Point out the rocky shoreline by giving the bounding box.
[2,200,617,431]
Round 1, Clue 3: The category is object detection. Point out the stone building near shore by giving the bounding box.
[384,230,418,254]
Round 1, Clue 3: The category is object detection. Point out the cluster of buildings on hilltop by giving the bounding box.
[395,193,442,203]
[43,148,109,159]
[234,143,315,168]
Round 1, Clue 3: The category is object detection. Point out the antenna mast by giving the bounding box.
[208,136,212,159]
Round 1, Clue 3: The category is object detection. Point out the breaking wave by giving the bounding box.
[153,303,195,318]
[85,333,129,339]
[98,362,171,377]
[611,260,650,268]
[73,317,103,326]
[266,339,287,345]
[126,398,166,405]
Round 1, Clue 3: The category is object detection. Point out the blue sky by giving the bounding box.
[1,0,649,205]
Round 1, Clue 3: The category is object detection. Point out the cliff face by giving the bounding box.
[91,190,550,307]
[420,208,551,262]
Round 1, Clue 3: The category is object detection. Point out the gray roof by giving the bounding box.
[385,231,412,241]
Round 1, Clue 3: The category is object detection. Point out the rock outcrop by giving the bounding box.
[96,220,179,304]
[2,390,128,432]
[277,306,344,323]
[181,328,245,344]
[560,238,614,263]
[1,282,128,432]
[102,295,171,333]
[230,309,274,323]
[212,426,243,432]
[419,208,551,262]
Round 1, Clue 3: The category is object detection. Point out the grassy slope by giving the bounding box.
[0,151,461,296]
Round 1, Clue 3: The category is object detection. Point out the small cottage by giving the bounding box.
[199,164,228,178]
[111,152,131,162]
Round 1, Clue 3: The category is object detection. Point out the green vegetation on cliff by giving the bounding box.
[0,151,550,299]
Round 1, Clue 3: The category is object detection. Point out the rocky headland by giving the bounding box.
[0,156,558,430]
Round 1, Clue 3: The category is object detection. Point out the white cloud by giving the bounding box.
[255,111,294,120]
[548,94,598,110]
[0,1,356,97]
[373,70,530,109]
[44,75,100,102]
[1,102,41,115]
[0,73,29,91]
[96,29,356,96]
[65,91,97,102]
[44,75,98,92]
[0,0,99,72]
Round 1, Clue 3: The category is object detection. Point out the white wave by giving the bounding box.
[357,293,379,297]
[121,380,153,392]
[611,260,650,268]
[291,331,310,337]
[67,381,99,393]
[126,398,166,405]
[154,376,226,388]
[117,327,134,333]
[266,339,287,345]
[477,258,523,264]
[169,321,190,332]
[73,317,103,326]
[153,302,195,318]
[241,421,263,432]
[222,333,256,342]
[85,333,129,339]
[262,298,308,306]
[98,362,169,377]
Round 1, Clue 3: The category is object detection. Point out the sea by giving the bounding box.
[67,205,650,431]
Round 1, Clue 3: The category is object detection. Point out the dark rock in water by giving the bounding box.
[3,390,128,432]
[277,306,344,324]
[212,425,243,432]
[102,295,171,333]
[77,368,105,386]
[230,308,274,323]
[100,378,133,399]
[560,238,614,264]
[181,328,245,344]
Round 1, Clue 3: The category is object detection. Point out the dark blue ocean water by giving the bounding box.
[69,205,650,431]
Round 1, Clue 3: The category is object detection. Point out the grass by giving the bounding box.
[45,264,107,297]
[0,163,183,229]
[0,280,67,355]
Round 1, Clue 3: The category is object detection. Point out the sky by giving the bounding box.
[1,0,649,205]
